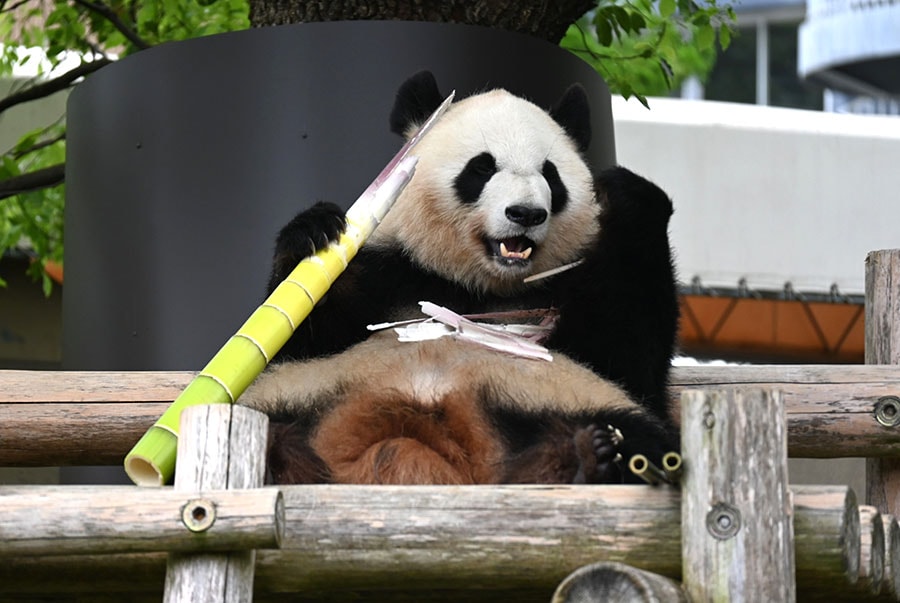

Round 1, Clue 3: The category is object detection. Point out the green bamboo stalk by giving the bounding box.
[124,92,455,486]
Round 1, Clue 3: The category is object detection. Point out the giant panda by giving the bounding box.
[238,71,681,486]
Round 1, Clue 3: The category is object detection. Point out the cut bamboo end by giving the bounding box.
[124,426,177,486]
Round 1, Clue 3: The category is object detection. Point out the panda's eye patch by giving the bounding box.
[454,152,498,204]
[543,160,569,213]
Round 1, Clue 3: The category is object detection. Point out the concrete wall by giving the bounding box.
[612,96,900,297]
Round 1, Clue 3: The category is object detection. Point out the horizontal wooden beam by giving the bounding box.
[2,365,900,465]
[0,485,283,556]
[0,370,192,466]
[0,484,861,601]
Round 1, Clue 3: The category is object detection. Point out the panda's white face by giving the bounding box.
[371,89,599,295]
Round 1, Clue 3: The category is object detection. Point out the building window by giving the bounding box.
[704,21,823,111]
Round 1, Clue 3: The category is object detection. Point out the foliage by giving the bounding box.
[0,0,730,291]
[561,0,735,104]
[0,121,65,293]
[0,0,250,288]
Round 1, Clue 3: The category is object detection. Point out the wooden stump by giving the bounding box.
[681,388,796,602]
[866,249,900,514]
[163,404,269,603]
[551,561,686,603]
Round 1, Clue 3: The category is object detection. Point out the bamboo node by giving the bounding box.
[181,498,216,533]
[875,396,900,427]
[706,502,741,540]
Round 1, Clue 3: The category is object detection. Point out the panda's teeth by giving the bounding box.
[499,242,533,260]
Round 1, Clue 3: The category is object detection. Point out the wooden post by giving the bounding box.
[880,514,900,601]
[866,249,900,514]
[859,506,886,595]
[793,484,861,590]
[681,388,796,602]
[163,404,269,603]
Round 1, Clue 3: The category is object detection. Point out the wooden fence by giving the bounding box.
[2,249,900,601]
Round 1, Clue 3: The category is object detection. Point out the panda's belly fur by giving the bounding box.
[241,331,644,485]
[245,330,636,416]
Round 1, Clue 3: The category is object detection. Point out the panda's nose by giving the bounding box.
[506,205,547,227]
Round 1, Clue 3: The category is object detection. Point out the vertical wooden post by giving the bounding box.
[681,388,796,602]
[866,249,900,515]
[163,404,269,603]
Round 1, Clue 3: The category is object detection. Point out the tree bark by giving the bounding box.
[247,0,596,43]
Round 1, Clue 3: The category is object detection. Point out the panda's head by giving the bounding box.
[371,71,600,296]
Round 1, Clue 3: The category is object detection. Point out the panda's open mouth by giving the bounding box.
[487,236,535,266]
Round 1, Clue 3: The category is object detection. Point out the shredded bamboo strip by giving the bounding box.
[124,92,455,486]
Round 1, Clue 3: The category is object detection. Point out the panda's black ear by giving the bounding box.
[390,71,444,138]
[550,84,592,153]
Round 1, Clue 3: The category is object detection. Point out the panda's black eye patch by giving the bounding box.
[455,152,497,204]
[543,160,569,213]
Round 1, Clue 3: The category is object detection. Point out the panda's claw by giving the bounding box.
[273,202,347,275]
[573,423,625,484]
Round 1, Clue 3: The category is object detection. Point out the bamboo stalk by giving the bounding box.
[123,93,454,486]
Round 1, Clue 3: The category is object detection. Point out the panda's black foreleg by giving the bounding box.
[548,166,680,425]
[266,201,347,294]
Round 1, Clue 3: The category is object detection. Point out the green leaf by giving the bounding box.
[660,0,677,19]
[719,25,732,50]
[695,23,715,50]
[630,12,647,32]
[596,18,613,47]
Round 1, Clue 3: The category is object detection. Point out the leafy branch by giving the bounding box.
[70,0,151,49]
[561,0,734,104]
[0,57,112,116]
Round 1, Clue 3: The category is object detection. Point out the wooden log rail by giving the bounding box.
[0,486,283,556]
[2,382,900,601]
[3,364,900,466]
[0,483,872,601]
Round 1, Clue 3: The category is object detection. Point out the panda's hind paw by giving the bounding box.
[572,423,624,484]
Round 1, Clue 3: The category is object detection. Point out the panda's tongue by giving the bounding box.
[499,239,533,260]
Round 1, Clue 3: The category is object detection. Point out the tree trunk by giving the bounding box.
[247,0,596,43]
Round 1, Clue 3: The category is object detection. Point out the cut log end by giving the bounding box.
[552,561,686,603]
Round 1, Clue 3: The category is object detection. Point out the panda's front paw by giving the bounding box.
[597,166,673,228]
[272,202,346,277]
[572,423,624,484]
